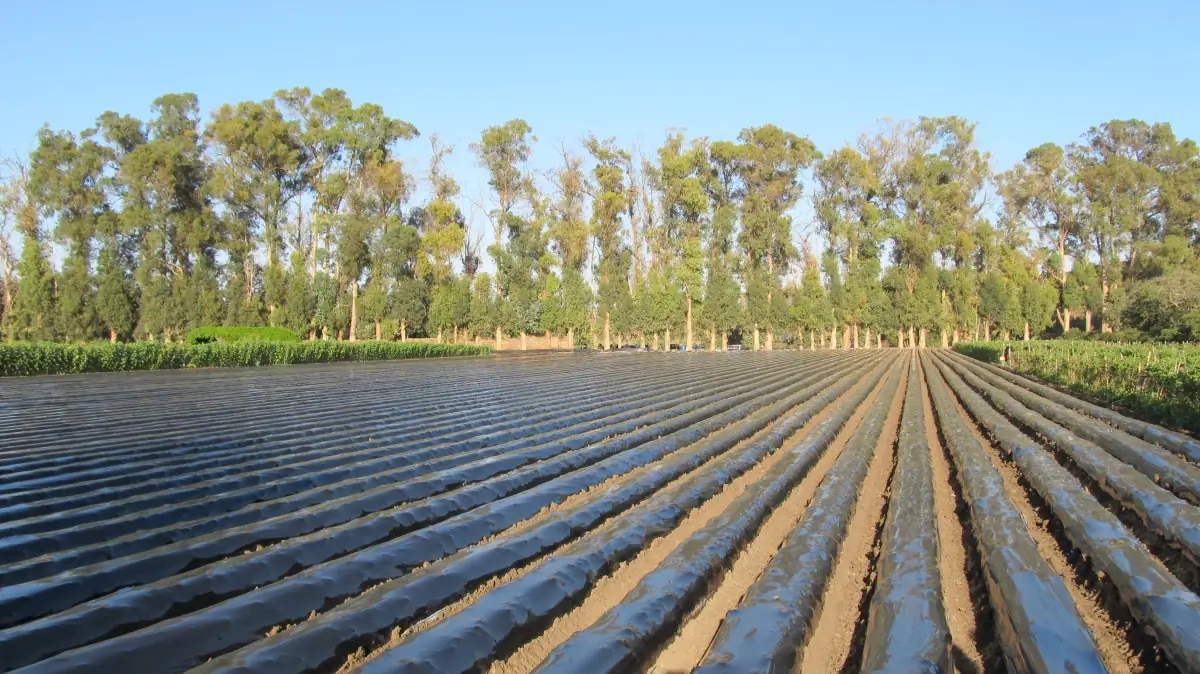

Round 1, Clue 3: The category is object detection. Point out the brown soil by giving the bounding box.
[919,364,992,673]
[797,363,905,674]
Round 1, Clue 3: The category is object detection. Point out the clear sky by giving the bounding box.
[3,0,1198,250]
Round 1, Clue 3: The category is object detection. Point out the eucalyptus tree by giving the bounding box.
[735,124,819,349]
[585,135,630,349]
[791,242,831,348]
[698,140,743,349]
[3,157,56,341]
[275,87,352,280]
[206,96,307,324]
[547,147,591,347]
[469,272,499,345]
[1069,120,1159,331]
[814,146,885,347]
[0,163,20,339]
[28,126,110,340]
[997,142,1081,332]
[657,131,708,350]
[471,119,533,346]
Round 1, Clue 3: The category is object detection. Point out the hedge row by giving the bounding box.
[953,340,1200,435]
[0,341,491,377]
[184,326,301,345]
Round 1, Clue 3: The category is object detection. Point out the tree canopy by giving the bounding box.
[2,92,1197,348]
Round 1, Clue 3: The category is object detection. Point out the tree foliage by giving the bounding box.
[3,91,1197,349]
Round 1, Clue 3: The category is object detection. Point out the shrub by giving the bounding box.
[1121,270,1200,342]
[0,340,490,377]
[185,326,301,345]
[951,342,1005,364]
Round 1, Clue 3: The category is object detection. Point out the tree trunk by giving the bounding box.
[843,324,851,349]
[375,320,382,341]
[604,311,612,351]
[652,333,659,351]
[709,323,716,351]
[349,281,358,342]
[865,327,871,349]
[952,326,960,344]
[753,326,760,351]
[665,326,671,351]
[722,332,728,350]
[854,324,861,349]
[1003,328,1012,341]
[897,329,905,349]
[1062,308,1071,333]
[829,326,837,349]
[983,323,990,342]
[1024,321,1031,341]
[919,327,927,349]
[109,328,117,344]
[495,326,502,351]
[809,331,815,349]
[877,333,883,349]
[521,331,527,351]
[305,207,316,279]
[765,329,774,351]
[1085,310,1093,333]
[475,334,480,346]
[940,330,949,348]
[909,326,916,348]
[567,326,575,350]
[686,296,693,352]
[400,319,407,342]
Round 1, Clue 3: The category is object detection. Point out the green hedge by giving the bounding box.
[0,341,491,377]
[185,326,300,344]
[953,340,1200,435]
[951,341,1005,364]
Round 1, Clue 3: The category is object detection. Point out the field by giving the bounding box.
[954,340,1200,436]
[2,350,1199,674]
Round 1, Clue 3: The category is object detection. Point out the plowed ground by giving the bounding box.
[1,350,1198,674]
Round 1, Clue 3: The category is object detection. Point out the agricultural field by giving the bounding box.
[1,350,1199,674]
[955,340,1200,435]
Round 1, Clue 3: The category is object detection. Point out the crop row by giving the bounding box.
[2,350,1199,674]
[0,340,490,377]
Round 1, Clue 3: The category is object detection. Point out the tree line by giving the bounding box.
[1,88,1198,349]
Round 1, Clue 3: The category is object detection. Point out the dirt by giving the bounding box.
[919,365,992,673]
[796,364,904,674]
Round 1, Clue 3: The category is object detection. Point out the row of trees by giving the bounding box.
[1,89,1198,349]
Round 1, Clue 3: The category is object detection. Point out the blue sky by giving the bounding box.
[3,0,1198,256]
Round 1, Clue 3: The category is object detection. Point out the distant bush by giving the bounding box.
[952,342,1005,363]
[0,340,490,377]
[185,326,301,345]
[1121,269,1200,342]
